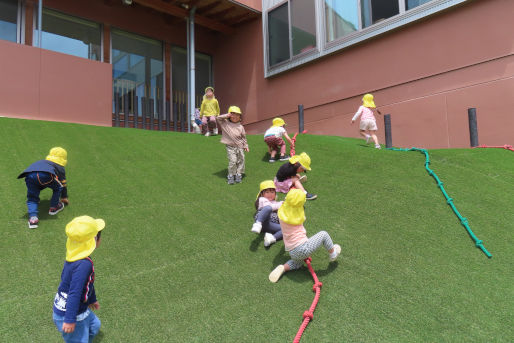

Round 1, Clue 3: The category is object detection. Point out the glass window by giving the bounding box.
[35,9,101,60]
[361,0,399,28]
[0,0,18,42]
[268,3,290,66]
[171,47,213,108]
[406,0,432,10]
[325,0,359,42]
[291,0,316,56]
[112,29,163,117]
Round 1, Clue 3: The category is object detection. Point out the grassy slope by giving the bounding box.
[0,117,512,342]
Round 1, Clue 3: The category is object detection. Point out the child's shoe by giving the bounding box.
[365,134,371,144]
[306,193,317,200]
[269,157,277,163]
[264,233,277,247]
[251,222,262,234]
[269,265,285,283]
[213,128,218,135]
[235,174,242,183]
[49,202,65,215]
[279,155,290,161]
[205,131,210,137]
[227,175,235,185]
[329,244,341,261]
[28,216,39,229]
[193,124,201,134]
[375,144,381,149]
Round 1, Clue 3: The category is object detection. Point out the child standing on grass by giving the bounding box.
[200,86,220,136]
[17,147,69,229]
[269,189,341,283]
[352,93,382,149]
[251,180,284,247]
[216,106,249,185]
[274,152,316,200]
[264,117,293,162]
[53,216,105,343]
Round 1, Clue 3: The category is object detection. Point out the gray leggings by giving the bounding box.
[286,231,334,270]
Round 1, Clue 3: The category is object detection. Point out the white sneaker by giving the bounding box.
[365,135,371,144]
[264,233,276,247]
[204,132,210,137]
[213,128,218,135]
[375,144,381,149]
[251,222,262,234]
[329,244,341,262]
[193,124,201,134]
[269,265,285,283]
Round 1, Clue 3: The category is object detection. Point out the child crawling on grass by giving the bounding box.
[274,152,316,200]
[269,189,341,283]
[264,117,293,162]
[251,180,283,247]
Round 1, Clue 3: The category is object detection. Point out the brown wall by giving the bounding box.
[215,0,514,148]
[0,39,112,126]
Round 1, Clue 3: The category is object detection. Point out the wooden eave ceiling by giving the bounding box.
[132,0,260,34]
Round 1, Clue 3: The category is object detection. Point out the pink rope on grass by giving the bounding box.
[473,144,514,151]
[293,257,323,343]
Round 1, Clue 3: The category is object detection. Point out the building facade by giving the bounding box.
[1,0,512,148]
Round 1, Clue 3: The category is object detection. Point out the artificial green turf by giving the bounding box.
[0,117,512,342]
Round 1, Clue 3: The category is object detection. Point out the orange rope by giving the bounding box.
[473,144,514,152]
[293,257,323,343]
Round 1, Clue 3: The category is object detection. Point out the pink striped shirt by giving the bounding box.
[280,221,308,251]
[352,106,376,122]
[257,197,283,211]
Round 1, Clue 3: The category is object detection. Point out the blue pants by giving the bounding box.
[25,172,62,217]
[256,206,283,241]
[53,311,101,343]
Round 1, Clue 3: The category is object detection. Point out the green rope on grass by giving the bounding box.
[388,147,492,258]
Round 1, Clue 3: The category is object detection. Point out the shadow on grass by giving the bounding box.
[19,200,62,221]
[249,234,263,252]
[95,331,105,342]
[213,169,229,179]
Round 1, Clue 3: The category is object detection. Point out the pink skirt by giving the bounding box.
[274,177,294,194]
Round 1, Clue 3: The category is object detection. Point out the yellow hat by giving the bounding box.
[228,106,242,114]
[256,180,276,200]
[272,118,285,127]
[205,86,214,93]
[289,152,311,171]
[46,147,67,167]
[362,93,376,108]
[278,189,306,225]
[65,216,105,262]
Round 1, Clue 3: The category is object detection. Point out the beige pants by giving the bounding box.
[226,145,245,175]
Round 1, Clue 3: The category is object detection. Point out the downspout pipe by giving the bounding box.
[187,6,196,133]
[38,0,42,47]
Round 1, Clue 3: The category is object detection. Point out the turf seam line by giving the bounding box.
[387,147,492,258]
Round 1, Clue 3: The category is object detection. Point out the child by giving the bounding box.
[264,117,293,162]
[269,189,341,283]
[52,216,105,342]
[351,93,382,149]
[274,152,316,200]
[191,108,202,134]
[251,180,284,247]
[17,147,69,229]
[216,106,249,185]
[200,86,220,136]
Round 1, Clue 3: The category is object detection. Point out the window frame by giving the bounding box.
[265,0,320,70]
[263,0,470,77]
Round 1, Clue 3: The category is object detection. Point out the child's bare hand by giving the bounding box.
[244,147,250,152]
[89,301,100,311]
[62,322,76,333]
[61,197,69,205]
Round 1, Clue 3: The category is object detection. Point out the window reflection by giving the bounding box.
[325,0,359,42]
[0,0,18,43]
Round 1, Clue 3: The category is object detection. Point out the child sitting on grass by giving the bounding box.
[274,152,316,200]
[53,216,105,342]
[216,106,249,185]
[264,117,293,162]
[269,189,341,283]
[351,93,382,149]
[200,86,220,136]
[17,147,69,229]
[251,180,283,247]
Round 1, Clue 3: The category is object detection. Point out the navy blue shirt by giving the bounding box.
[53,258,97,323]
[18,160,68,198]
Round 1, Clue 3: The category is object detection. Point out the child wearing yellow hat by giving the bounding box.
[17,147,69,229]
[200,86,220,136]
[251,180,284,247]
[351,93,382,149]
[269,190,341,282]
[274,152,316,200]
[52,216,105,342]
[216,106,249,184]
[263,117,293,162]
